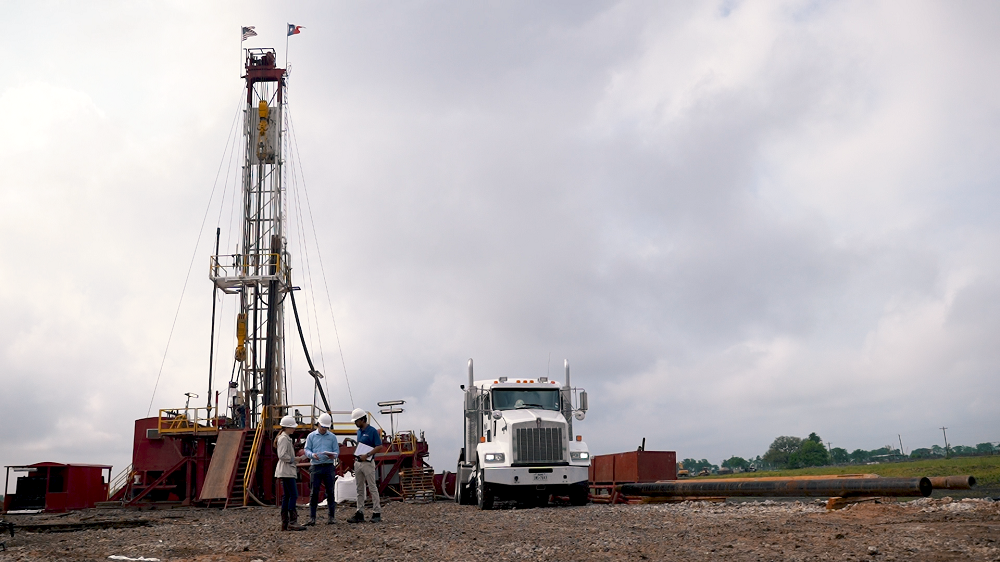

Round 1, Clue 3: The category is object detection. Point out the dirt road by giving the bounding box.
[2,497,998,561]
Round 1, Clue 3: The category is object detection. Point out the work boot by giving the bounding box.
[281,510,289,531]
[303,517,316,526]
[369,512,381,524]
[289,509,301,525]
[286,519,307,532]
[347,511,365,523]
[327,515,336,525]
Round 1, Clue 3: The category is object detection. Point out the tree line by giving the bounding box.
[683,433,998,474]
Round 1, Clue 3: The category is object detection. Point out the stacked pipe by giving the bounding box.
[928,476,976,490]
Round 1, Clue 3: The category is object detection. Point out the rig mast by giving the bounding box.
[211,48,289,428]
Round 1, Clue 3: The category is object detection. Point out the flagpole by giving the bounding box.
[285,24,290,69]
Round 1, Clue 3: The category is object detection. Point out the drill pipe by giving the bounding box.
[928,475,976,490]
[619,477,932,498]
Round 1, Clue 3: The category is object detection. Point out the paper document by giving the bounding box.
[354,443,374,456]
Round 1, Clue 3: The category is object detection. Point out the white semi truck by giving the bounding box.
[456,359,590,509]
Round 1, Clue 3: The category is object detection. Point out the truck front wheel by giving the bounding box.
[569,483,589,506]
[476,469,495,510]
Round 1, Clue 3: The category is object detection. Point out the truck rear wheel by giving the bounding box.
[476,469,494,510]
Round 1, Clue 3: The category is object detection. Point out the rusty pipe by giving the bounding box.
[669,474,879,484]
[619,477,932,498]
[928,475,976,490]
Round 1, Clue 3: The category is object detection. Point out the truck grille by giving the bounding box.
[513,427,564,463]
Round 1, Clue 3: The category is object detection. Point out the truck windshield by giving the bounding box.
[492,389,560,411]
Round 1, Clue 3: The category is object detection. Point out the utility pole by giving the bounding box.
[940,427,950,458]
[898,434,905,458]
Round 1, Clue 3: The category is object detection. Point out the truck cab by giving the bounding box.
[456,359,590,509]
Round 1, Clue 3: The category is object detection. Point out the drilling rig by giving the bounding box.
[108,48,429,508]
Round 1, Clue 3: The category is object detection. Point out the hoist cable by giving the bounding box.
[146,88,244,416]
[286,107,355,407]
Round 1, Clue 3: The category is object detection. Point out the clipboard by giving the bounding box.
[354,443,374,456]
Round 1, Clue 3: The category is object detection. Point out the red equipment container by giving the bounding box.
[589,450,676,484]
[3,462,112,513]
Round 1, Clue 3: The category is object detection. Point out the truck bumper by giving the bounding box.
[482,465,589,487]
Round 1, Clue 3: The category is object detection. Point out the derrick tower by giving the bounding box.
[211,48,288,428]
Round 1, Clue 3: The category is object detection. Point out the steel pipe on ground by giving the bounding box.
[928,475,976,490]
[669,474,879,484]
[619,477,933,498]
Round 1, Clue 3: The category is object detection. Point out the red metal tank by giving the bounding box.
[3,462,111,512]
[590,450,677,484]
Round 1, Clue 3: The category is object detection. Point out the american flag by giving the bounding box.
[241,26,257,41]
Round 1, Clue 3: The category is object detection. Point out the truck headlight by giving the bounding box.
[570,452,590,462]
[484,453,505,463]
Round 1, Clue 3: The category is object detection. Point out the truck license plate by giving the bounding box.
[533,474,548,481]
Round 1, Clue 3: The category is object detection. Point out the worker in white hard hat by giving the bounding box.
[303,412,340,525]
[274,415,307,531]
[347,407,384,523]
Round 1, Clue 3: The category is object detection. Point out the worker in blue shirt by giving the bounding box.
[303,412,340,525]
[348,408,385,523]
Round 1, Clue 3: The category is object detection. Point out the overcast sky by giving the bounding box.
[2,1,998,481]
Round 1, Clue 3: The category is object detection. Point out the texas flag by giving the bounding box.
[287,24,304,36]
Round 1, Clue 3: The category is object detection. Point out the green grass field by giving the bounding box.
[700,456,1000,495]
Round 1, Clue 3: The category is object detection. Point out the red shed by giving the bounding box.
[3,462,112,513]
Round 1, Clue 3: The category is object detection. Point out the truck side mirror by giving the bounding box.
[579,390,588,412]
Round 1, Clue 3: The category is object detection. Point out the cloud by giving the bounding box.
[1,1,999,479]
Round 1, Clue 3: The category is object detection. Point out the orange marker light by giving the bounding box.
[530,380,535,383]
[480,436,486,443]
[576,435,582,442]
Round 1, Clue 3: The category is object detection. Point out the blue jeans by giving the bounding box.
[280,477,297,514]
[309,464,336,519]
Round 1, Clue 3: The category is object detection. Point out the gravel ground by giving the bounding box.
[2,497,999,561]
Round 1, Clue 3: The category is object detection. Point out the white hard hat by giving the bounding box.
[318,413,333,428]
[350,408,367,422]
[279,415,297,428]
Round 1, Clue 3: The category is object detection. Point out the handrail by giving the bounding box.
[158,407,219,435]
[242,422,266,506]
[210,252,283,281]
[108,464,135,501]
[390,431,417,454]
[264,405,369,436]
